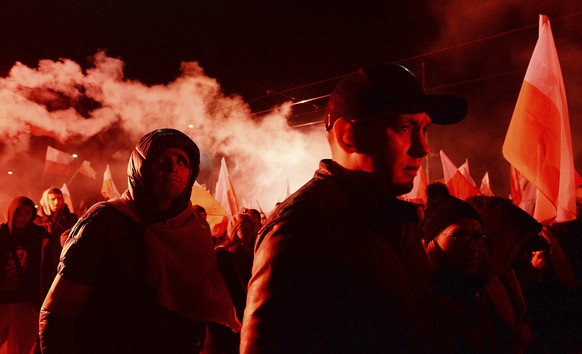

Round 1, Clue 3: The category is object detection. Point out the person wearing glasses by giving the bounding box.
[423,182,531,354]
[467,195,580,354]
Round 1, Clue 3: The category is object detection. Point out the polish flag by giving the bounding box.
[439,150,458,184]
[479,172,495,197]
[44,146,74,175]
[401,165,428,204]
[101,164,121,199]
[77,160,97,179]
[439,150,479,200]
[502,15,577,223]
[214,157,240,219]
[447,171,480,201]
[509,166,528,206]
[60,183,75,213]
[519,181,537,216]
[458,160,477,188]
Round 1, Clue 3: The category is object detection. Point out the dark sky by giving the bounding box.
[1,0,582,204]
[0,1,436,96]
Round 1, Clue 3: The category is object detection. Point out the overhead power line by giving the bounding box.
[280,10,582,101]
[62,2,582,122]
[264,10,582,121]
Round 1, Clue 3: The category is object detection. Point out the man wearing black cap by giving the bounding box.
[241,64,467,353]
[39,129,239,354]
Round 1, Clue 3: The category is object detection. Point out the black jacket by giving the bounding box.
[0,196,45,308]
[241,160,440,354]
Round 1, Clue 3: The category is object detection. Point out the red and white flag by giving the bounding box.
[215,157,240,219]
[458,160,477,188]
[447,171,480,201]
[439,150,479,200]
[479,172,495,197]
[101,164,121,199]
[44,146,74,175]
[509,166,527,206]
[401,165,428,204]
[520,181,538,216]
[439,150,458,184]
[77,160,97,179]
[60,183,75,213]
[502,15,577,223]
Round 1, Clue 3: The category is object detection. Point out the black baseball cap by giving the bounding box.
[324,64,467,130]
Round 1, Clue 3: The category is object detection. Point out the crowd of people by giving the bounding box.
[0,63,580,354]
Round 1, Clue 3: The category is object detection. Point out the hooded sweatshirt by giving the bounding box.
[0,196,45,307]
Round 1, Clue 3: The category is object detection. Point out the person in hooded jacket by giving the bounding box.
[35,187,78,297]
[38,128,239,354]
[0,196,46,354]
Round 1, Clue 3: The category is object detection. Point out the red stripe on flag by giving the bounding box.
[44,160,70,175]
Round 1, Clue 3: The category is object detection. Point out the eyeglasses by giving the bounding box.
[440,231,489,248]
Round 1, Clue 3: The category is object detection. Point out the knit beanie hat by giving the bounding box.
[423,182,483,242]
[466,195,546,269]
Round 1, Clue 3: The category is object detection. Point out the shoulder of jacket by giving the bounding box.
[69,203,123,232]
[275,177,347,217]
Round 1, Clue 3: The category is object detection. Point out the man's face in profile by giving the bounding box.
[354,112,431,196]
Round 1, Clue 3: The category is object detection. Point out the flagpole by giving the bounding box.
[67,169,79,186]
[255,200,264,214]
[41,170,46,190]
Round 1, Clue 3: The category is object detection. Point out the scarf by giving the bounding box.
[109,192,241,331]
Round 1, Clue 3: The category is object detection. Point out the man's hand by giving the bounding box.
[530,250,547,269]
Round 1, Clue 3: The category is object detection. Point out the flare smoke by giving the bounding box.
[0,52,329,212]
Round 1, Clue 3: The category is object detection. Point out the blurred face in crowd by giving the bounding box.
[48,192,64,213]
[14,205,34,229]
[236,217,256,247]
[241,208,262,235]
[350,112,431,196]
[198,210,207,219]
[148,148,190,205]
[434,218,485,275]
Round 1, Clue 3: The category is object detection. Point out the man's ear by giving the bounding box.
[332,118,356,153]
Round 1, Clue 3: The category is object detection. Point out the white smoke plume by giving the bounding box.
[0,51,329,213]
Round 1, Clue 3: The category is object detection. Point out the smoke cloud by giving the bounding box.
[0,51,329,214]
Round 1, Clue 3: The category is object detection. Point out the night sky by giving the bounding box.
[0,1,438,99]
[1,0,582,208]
